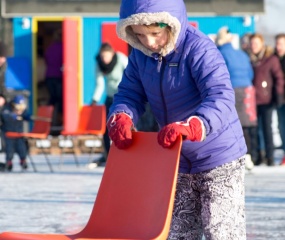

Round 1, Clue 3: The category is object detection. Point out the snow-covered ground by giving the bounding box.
[0,152,285,239]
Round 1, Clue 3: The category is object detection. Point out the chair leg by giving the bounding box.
[88,146,94,163]
[38,140,54,172]
[25,140,37,172]
[71,138,80,167]
[27,154,37,172]
[59,137,66,168]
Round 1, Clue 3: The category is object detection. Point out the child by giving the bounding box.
[0,95,31,171]
[106,0,247,239]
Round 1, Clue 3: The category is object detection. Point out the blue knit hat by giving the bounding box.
[12,95,26,105]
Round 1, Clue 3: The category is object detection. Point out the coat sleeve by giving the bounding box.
[93,67,105,103]
[108,50,147,123]
[271,55,284,95]
[189,38,237,135]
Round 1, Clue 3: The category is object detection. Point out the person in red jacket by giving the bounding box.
[249,33,285,166]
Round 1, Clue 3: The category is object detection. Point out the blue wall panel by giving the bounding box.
[12,17,33,113]
[82,17,120,105]
[188,16,255,38]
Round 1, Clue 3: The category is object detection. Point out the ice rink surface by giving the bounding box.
[0,151,285,240]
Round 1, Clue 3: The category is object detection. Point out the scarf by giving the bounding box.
[96,53,118,75]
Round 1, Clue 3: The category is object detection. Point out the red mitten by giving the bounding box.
[157,116,205,148]
[107,113,134,149]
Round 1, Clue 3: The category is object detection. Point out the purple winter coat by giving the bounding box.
[109,0,247,174]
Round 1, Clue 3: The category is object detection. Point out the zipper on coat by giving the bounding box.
[158,55,168,126]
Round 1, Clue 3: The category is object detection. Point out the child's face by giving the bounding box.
[13,109,24,115]
[13,104,26,115]
[131,25,168,53]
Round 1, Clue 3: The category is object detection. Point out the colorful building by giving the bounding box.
[3,0,261,132]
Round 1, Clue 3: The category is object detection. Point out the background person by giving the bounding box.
[216,26,257,170]
[44,28,63,133]
[106,0,247,239]
[249,33,284,166]
[89,43,128,168]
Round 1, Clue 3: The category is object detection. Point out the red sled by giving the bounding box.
[0,132,182,240]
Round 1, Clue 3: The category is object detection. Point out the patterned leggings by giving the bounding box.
[168,157,246,240]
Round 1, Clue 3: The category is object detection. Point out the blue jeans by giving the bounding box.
[257,104,274,160]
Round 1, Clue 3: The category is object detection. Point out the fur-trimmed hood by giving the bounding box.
[116,0,188,57]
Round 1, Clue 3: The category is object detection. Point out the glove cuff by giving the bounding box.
[187,116,206,142]
[107,112,133,130]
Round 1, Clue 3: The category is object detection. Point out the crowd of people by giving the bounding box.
[93,27,285,172]
[216,28,285,168]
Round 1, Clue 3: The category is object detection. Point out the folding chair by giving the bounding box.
[0,131,182,240]
[5,105,54,172]
[59,105,106,167]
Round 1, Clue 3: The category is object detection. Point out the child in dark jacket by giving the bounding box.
[0,95,31,171]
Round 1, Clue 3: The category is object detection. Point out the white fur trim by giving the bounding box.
[116,12,181,57]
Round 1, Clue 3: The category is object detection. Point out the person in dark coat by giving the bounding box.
[274,33,285,165]
[216,26,257,170]
[249,33,285,166]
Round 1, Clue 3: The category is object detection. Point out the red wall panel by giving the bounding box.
[101,23,129,55]
[63,18,79,132]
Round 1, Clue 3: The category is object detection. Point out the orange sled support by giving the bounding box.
[0,132,182,240]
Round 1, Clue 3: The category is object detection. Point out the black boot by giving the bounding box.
[255,150,267,166]
[6,161,13,172]
[0,163,5,172]
[267,158,274,166]
[20,159,28,170]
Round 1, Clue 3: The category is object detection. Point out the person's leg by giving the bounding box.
[167,173,203,240]
[256,105,267,165]
[91,97,113,167]
[103,96,113,155]
[16,138,28,169]
[248,126,259,164]
[55,78,63,112]
[277,104,285,164]
[242,127,254,170]
[46,78,57,106]
[199,157,246,240]
[260,105,274,165]
[4,138,15,171]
